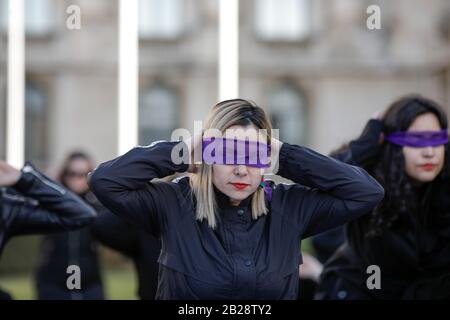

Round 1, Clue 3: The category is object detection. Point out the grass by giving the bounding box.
[0,267,139,300]
[0,238,314,300]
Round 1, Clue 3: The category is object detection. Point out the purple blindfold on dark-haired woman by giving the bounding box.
[385,129,449,147]
[202,138,271,168]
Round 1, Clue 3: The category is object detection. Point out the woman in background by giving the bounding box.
[316,95,450,299]
[35,152,105,300]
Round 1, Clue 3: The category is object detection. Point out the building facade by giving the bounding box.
[0,0,450,170]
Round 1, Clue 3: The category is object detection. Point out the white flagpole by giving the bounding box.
[219,0,239,101]
[118,0,139,155]
[6,0,25,167]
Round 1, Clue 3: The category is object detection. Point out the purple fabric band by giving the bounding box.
[202,137,271,168]
[262,182,273,202]
[385,129,449,147]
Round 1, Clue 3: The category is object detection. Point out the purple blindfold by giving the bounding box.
[202,138,271,168]
[385,129,449,147]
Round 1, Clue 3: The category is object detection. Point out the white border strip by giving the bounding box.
[7,0,25,167]
[219,0,239,101]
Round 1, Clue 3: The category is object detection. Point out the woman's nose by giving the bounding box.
[234,165,248,176]
[422,146,435,157]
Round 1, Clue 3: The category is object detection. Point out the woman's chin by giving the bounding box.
[410,172,439,184]
[226,189,253,201]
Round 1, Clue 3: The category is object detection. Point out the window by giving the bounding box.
[139,84,179,144]
[267,83,307,145]
[139,0,183,39]
[255,0,311,41]
[25,82,48,166]
[0,0,54,36]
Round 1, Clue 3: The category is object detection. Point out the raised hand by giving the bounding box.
[371,110,386,144]
[298,252,323,283]
[264,138,283,175]
[0,161,22,187]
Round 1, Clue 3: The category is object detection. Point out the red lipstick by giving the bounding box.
[231,183,249,190]
[421,163,435,171]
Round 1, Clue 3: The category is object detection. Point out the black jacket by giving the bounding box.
[89,141,384,300]
[91,211,161,300]
[35,191,105,300]
[316,120,450,300]
[309,121,385,264]
[0,163,96,257]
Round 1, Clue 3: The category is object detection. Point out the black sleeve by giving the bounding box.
[332,119,384,165]
[88,141,189,238]
[4,163,96,237]
[310,226,346,264]
[274,143,385,239]
[91,209,140,259]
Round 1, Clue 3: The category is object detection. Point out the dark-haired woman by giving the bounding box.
[0,160,96,299]
[35,152,105,300]
[316,95,450,300]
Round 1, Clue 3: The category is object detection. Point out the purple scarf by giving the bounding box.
[385,129,449,147]
[202,137,271,168]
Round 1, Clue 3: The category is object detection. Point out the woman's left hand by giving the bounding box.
[299,253,323,283]
[265,138,283,175]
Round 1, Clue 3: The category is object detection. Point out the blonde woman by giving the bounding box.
[89,99,384,300]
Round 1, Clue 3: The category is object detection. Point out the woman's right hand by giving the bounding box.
[370,110,386,144]
[347,111,386,165]
[0,161,22,187]
[371,110,384,121]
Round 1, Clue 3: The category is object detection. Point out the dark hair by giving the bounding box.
[58,151,94,188]
[346,95,450,255]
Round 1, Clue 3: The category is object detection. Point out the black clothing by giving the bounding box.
[311,120,385,264]
[35,192,105,300]
[311,226,346,264]
[316,119,450,299]
[89,141,384,300]
[91,211,161,300]
[0,163,96,257]
[0,162,95,301]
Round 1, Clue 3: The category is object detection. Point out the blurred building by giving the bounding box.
[0,0,450,170]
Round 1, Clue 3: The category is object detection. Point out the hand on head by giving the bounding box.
[264,138,283,175]
[0,161,21,187]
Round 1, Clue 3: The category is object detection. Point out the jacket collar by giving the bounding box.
[213,186,253,224]
[214,186,252,208]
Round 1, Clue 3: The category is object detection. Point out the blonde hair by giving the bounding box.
[189,99,272,229]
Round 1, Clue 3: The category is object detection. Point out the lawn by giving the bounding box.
[0,267,138,300]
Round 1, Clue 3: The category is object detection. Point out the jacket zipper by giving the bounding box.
[22,165,67,195]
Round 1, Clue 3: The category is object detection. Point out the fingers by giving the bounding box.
[371,111,382,120]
